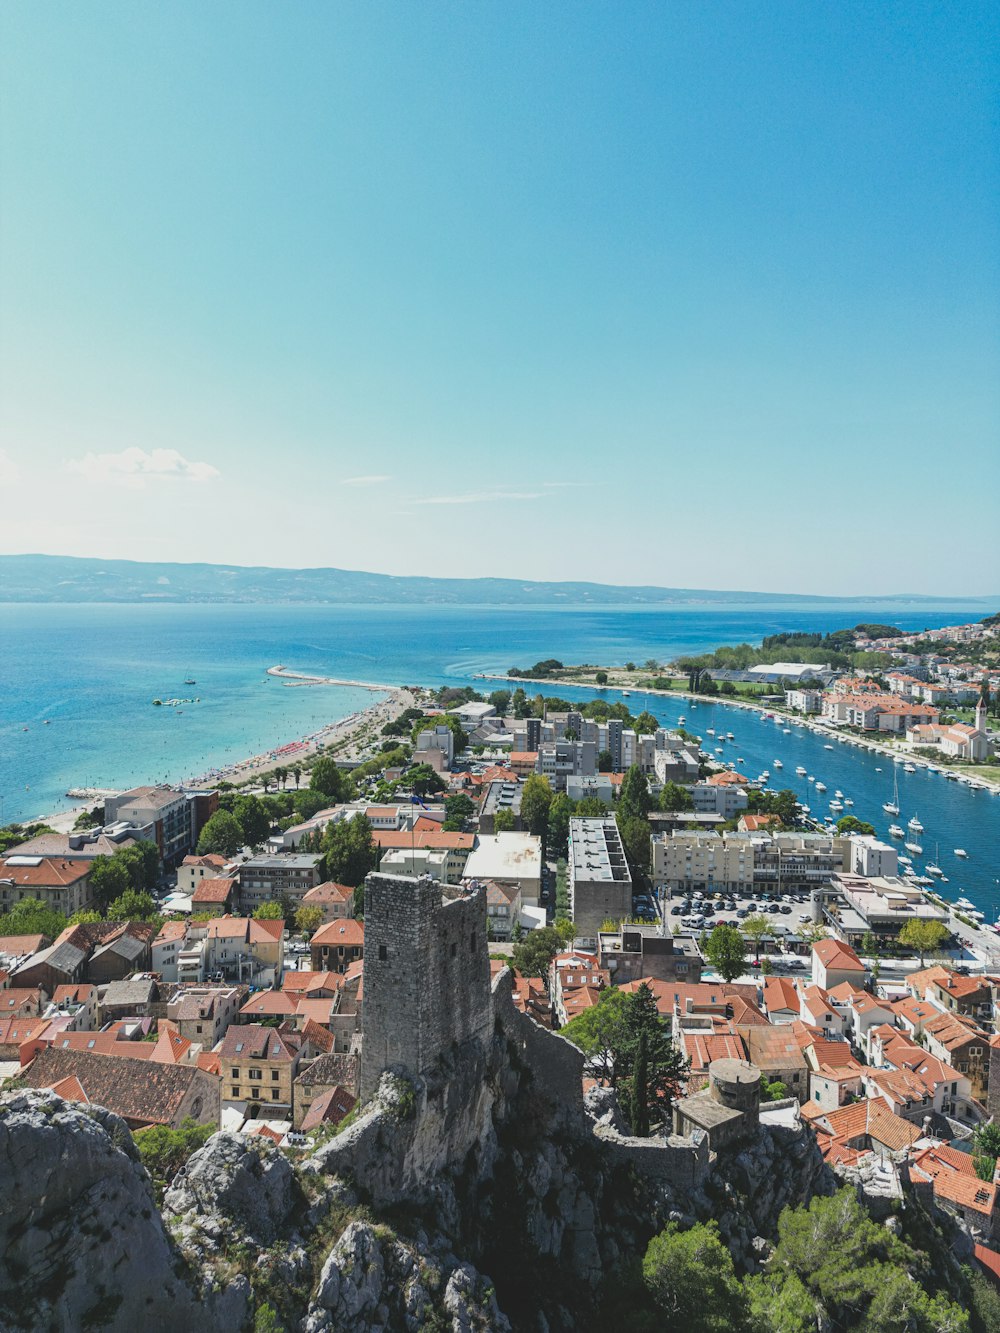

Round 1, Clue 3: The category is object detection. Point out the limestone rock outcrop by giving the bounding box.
[305,1220,511,1333]
[0,1091,248,1333]
[164,1129,297,1249]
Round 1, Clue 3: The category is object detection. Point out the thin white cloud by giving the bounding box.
[413,490,542,506]
[542,480,591,489]
[66,447,220,488]
[343,474,392,486]
[0,450,20,485]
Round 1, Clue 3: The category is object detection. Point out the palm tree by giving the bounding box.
[275,766,287,789]
[293,766,302,789]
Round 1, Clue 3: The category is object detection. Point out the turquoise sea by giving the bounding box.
[1,599,998,912]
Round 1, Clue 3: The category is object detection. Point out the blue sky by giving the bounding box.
[1,2,997,595]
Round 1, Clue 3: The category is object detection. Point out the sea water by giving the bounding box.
[1,599,997,910]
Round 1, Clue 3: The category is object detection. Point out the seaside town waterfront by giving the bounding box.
[4,609,1000,1322]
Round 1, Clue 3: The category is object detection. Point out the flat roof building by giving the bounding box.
[568,817,632,948]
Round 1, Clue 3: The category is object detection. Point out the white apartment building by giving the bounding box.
[652,832,753,894]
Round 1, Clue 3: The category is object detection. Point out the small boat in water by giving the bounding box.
[824,744,834,750]
[954,848,969,859]
[908,815,924,835]
[889,824,905,838]
[905,841,922,855]
[773,759,783,768]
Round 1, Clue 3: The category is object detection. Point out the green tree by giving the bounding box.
[560,985,631,1084]
[575,795,608,817]
[88,854,132,912]
[511,924,563,981]
[116,841,160,891]
[196,809,244,858]
[898,918,950,965]
[253,901,285,920]
[443,793,475,831]
[309,756,350,802]
[292,789,330,820]
[520,774,553,838]
[295,905,324,935]
[106,889,158,920]
[233,795,272,848]
[618,765,653,820]
[67,909,102,924]
[643,1221,749,1332]
[741,912,771,963]
[618,815,652,875]
[705,924,748,981]
[659,781,694,812]
[595,671,608,685]
[837,815,876,836]
[616,981,689,1133]
[0,896,66,941]
[634,710,658,735]
[405,763,446,797]
[488,689,511,714]
[746,1187,968,1333]
[597,748,613,772]
[546,791,572,858]
[762,1077,788,1102]
[493,808,515,833]
[322,814,377,887]
[134,1118,215,1205]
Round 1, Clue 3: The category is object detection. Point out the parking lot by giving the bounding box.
[662,887,816,966]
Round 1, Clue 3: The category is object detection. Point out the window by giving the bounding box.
[252,1088,259,1099]
[249,1068,262,1081]
[232,1085,240,1097]
[271,1089,280,1100]
[450,942,457,959]
[231,1067,240,1077]
[378,945,388,961]
[271,1069,279,1080]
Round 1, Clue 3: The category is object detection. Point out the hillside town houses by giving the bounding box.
[2,646,999,1262]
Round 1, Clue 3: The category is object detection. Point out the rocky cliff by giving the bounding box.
[0,972,837,1332]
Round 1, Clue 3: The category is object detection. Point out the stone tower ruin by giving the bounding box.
[359,873,492,1102]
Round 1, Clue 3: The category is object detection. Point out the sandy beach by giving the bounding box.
[22,685,418,832]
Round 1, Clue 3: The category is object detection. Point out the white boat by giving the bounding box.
[898,855,912,865]
[904,764,915,774]
[908,815,924,835]
[816,782,828,793]
[773,759,783,768]
[796,766,807,776]
[678,716,686,724]
[782,728,791,734]
[926,842,943,877]
[889,824,905,839]
[954,848,969,859]
[824,744,834,750]
[829,800,844,813]
[905,841,922,855]
[883,771,900,817]
[956,897,976,911]
[844,798,854,806]
[736,757,745,764]
[707,728,715,735]
[727,732,734,740]
[834,789,843,799]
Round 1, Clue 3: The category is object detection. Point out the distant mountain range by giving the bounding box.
[0,554,992,607]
